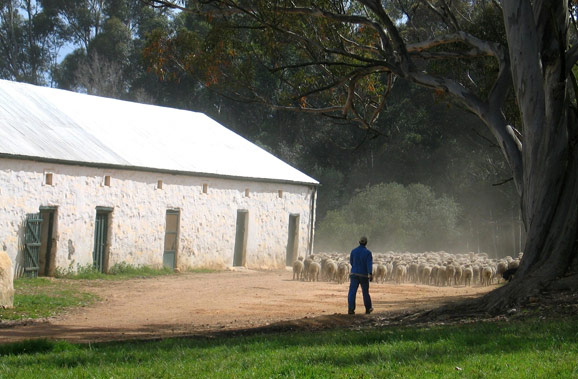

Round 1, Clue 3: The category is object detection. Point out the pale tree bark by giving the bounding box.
[482,0,578,310]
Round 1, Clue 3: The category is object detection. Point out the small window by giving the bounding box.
[103,175,111,187]
[44,172,53,186]
[157,180,163,190]
[202,183,208,194]
[245,188,250,197]
[278,190,283,198]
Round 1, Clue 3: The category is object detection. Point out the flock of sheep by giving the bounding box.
[293,250,523,287]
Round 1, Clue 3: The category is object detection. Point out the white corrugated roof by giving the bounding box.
[0,79,318,185]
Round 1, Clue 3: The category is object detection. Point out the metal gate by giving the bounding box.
[93,211,109,273]
[24,213,43,277]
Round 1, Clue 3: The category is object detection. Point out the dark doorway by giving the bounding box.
[38,207,57,276]
[285,214,300,265]
[233,210,249,266]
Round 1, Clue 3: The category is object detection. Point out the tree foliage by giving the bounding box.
[0,0,60,84]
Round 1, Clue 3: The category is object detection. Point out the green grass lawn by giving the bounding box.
[0,316,576,378]
[0,278,97,321]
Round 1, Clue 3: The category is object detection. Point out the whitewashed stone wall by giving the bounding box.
[0,158,316,276]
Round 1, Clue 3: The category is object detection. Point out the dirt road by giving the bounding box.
[0,269,495,343]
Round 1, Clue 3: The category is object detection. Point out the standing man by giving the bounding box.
[348,236,373,315]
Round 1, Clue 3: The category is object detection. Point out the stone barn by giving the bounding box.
[0,79,318,277]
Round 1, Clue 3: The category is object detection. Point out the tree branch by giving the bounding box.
[492,177,514,186]
[358,0,412,71]
[566,43,578,76]
[419,0,460,31]
[407,31,502,57]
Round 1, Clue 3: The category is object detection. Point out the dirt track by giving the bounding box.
[0,269,495,343]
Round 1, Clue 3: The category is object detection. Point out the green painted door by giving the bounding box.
[24,213,42,277]
[163,210,180,269]
[93,211,109,273]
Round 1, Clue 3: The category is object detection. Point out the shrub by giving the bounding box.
[315,182,460,252]
[54,263,173,279]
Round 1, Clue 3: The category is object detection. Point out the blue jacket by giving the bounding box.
[350,245,373,276]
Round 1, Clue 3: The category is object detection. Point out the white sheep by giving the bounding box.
[336,262,350,284]
[394,264,407,284]
[463,266,473,286]
[374,263,387,283]
[421,265,432,285]
[292,258,304,280]
[308,261,321,282]
[324,260,338,282]
[407,262,419,283]
[508,259,520,270]
[454,265,463,286]
[446,265,456,286]
[496,261,508,283]
[481,266,493,286]
[437,266,449,287]
[303,257,313,281]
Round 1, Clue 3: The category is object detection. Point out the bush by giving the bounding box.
[54,263,174,279]
[54,264,105,279]
[315,182,460,252]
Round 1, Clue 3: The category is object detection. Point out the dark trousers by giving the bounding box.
[348,274,372,311]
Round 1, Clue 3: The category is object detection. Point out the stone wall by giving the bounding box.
[0,250,14,307]
[0,158,316,276]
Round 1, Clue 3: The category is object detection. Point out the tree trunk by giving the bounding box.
[466,1,577,312]
[480,109,578,312]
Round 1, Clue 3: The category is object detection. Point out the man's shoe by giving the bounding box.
[348,309,355,315]
[365,307,373,314]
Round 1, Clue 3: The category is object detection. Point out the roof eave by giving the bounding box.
[0,153,320,187]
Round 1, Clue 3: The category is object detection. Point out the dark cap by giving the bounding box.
[359,236,368,245]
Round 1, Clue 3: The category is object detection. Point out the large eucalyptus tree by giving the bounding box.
[0,0,60,84]
[143,0,578,311]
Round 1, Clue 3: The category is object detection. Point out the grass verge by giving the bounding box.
[54,263,176,280]
[54,263,215,280]
[0,316,576,377]
[0,278,97,321]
